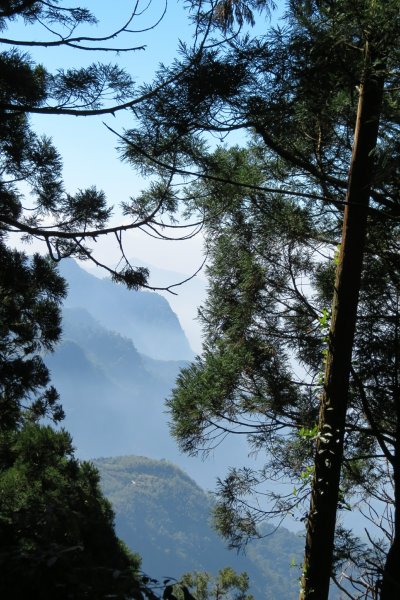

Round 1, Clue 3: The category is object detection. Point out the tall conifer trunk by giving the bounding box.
[299,46,384,600]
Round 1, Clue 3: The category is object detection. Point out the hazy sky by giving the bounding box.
[9,1,210,348]
[8,1,279,349]
[12,1,202,265]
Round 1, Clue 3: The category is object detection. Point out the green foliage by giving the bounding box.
[178,567,253,600]
[95,455,304,599]
[165,146,326,543]
[0,245,66,429]
[188,1,275,32]
[165,143,400,593]
[121,4,400,592]
[0,424,142,600]
[0,2,97,31]
[0,244,149,598]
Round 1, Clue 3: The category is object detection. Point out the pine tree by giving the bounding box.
[0,245,147,598]
[120,2,400,597]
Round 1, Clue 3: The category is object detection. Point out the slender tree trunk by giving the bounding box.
[299,48,384,600]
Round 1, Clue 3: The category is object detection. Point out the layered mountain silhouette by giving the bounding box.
[45,260,188,458]
[46,304,187,459]
[58,258,195,361]
[46,260,254,488]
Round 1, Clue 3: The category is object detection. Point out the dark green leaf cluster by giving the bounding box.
[184,1,275,33]
[178,567,252,600]
[111,265,150,291]
[0,46,119,239]
[0,1,97,32]
[0,245,66,428]
[0,423,143,600]
[50,63,134,109]
[0,243,149,598]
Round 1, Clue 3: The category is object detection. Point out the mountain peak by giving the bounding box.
[58,259,194,361]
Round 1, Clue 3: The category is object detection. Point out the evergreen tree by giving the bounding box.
[0,423,144,599]
[177,567,253,600]
[0,246,147,598]
[166,145,400,596]
[119,2,400,597]
[0,245,66,428]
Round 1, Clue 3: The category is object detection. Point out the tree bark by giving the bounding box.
[299,48,384,600]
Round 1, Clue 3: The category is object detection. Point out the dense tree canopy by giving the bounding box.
[0,423,144,599]
[0,246,66,427]
[117,1,400,598]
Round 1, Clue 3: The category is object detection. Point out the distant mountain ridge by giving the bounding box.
[45,258,272,490]
[58,259,195,361]
[45,259,196,459]
[46,304,188,460]
[84,257,207,355]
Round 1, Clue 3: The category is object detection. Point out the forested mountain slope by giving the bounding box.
[94,455,304,600]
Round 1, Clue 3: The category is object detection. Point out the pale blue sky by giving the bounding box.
[11,1,204,267]
[9,1,208,348]
[9,1,280,349]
